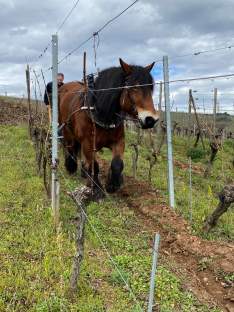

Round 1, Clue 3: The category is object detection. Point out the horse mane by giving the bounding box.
[92,65,154,126]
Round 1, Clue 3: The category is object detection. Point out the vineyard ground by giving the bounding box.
[0,99,233,311]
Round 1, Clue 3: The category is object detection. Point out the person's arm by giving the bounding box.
[47,105,52,125]
[44,82,52,124]
[44,82,53,105]
[44,91,48,105]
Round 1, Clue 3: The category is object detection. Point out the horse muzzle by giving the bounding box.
[138,112,159,129]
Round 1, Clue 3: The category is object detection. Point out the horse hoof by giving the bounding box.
[65,155,77,174]
[65,162,77,174]
[92,188,106,201]
[106,175,123,193]
[105,184,120,193]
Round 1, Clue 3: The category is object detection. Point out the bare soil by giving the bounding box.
[0,100,29,125]
[174,159,205,174]
[112,175,234,311]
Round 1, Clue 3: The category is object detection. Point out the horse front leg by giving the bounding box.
[106,138,125,193]
[81,139,105,199]
[64,141,81,175]
[62,126,81,174]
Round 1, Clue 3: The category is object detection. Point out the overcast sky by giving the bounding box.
[1,0,234,114]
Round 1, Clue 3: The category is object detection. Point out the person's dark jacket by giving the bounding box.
[44,81,64,106]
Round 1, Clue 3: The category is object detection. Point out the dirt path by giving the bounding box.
[111,175,234,311]
[95,157,234,311]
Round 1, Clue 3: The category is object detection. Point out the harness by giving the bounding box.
[60,74,139,133]
[87,74,122,129]
[89,74,139,129]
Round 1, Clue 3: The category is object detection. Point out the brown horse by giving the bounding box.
[59,59,159,197]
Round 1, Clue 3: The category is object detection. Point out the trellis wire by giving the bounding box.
[58,0,139,64]
[30,0,81,64]
[46,72,234,97]
[56,0,81,33]
[170,43,234,61]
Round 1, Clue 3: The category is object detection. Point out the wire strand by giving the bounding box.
[56,0,81,33]
[30,0,81,64]
[170,44,234,61]
[58,0,139,64]
[54,72,234,97]
[95,0,139,34]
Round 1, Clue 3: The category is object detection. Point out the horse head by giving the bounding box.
[119,58,159,129]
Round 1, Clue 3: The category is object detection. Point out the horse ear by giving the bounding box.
[119,58,132,75]
[145,62,155,72]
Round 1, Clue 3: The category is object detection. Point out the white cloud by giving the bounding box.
[0,0,234,114]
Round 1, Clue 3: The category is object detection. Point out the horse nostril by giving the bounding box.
[145,116,156,128]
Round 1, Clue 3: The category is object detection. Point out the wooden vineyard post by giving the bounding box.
[213,87,217,134]
[25,64,32,137]
[189,90,205,150]
[68,187,93,291]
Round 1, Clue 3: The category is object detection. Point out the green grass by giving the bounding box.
[0,125,223,311]
[170,111,234,132]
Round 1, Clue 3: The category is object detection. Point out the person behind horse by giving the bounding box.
[44,73,64,124]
